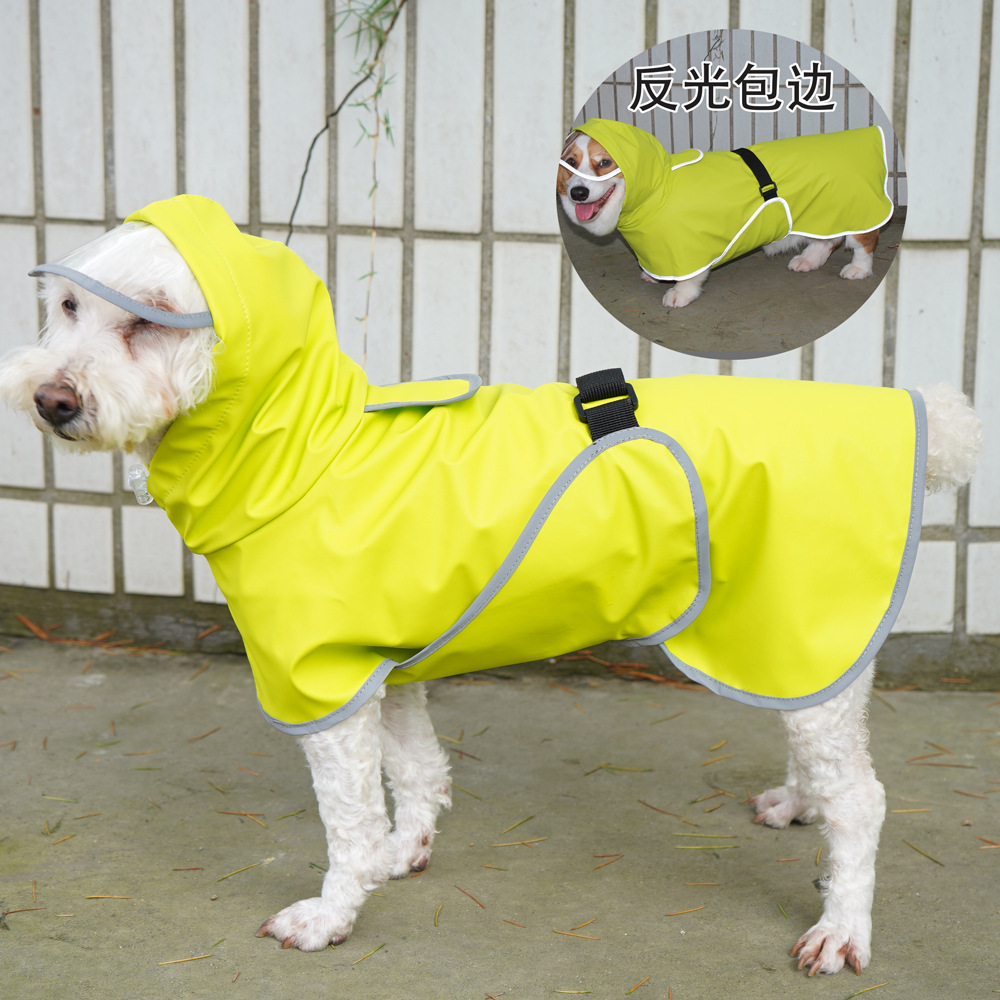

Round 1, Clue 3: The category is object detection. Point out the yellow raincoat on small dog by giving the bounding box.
[574,119,893,281]
[122,196,922,734]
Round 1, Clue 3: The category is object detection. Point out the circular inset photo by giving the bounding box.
[557,29,905,359]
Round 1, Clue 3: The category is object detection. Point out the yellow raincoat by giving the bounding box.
[113,196,921,733]
[575,119,893,281]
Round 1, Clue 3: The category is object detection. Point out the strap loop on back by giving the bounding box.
[732,147,778,202]
[574,368,639,441]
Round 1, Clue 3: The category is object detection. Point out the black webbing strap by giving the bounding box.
[732,147,778,201]
[573,368,639,441]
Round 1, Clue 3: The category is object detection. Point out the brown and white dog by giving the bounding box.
[557,131,882,309]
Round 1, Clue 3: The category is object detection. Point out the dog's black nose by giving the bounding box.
[570,185,590,202]
[34,383,81,426]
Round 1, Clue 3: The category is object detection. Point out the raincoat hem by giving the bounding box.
[659,388,927,709]
[255,425,712,732]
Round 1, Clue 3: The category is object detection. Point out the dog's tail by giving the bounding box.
[919,383,982,492]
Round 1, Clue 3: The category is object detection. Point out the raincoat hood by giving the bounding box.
[128,195,370,554]
[575,119,893,280]
[120,197,923,736]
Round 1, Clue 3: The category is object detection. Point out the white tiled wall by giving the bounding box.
[39,0,105,221]
[569,273,642,379]
[335,7,406,229]
[492,0,564,236]
[335,234,404,386]
[812,286,885,387]
[903,1,982,241]
[0,222,44,488]
[53,504,113,594]
[893,541,957,634]
[0,498,47,587]
[0,2,34,217]
[413,0,486,233]
[185,0,251,223]
[259,0,327,226]
[411,239,482,378]
[573,0,645,113]
[986,13,1000,239]
[121,505,184,597]
[490,241,562,384]
[968,542,1000,634]
[0,0,996,652]
[972,249,1000,528]
[111,0,177,218]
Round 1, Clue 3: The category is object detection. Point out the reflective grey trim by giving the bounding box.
[28,263,214,329]
[380,427,710,663]
[363,373,483,411]
[660,388,928,710]
[260,427,711,732]
[258,656,398,736]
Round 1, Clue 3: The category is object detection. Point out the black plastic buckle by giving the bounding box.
[573,368,640,441]
[574,381,637,421]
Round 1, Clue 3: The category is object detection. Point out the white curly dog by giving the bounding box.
[0,220,982,975]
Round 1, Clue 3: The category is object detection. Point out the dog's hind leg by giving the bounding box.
[257,690,394,950]
[380,682,452,878]
[767,664,885,975]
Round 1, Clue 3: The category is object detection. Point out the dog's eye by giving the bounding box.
[127,316,154,336]
[62,298,77,317]
[564,156,577,168]
[598,158,613,169]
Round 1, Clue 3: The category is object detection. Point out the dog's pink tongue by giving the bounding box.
[576,201,599,222]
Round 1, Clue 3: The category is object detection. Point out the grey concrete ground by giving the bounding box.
[1,637,997,1000]
[558,213,904,359]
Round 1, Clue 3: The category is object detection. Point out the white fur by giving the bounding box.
[920,382,983,491]
[752,664,884,974]
[661,270,709,309]
[0,223,218,461]
[0,222,982,971]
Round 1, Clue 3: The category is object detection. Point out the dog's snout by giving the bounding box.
[570,185,590,202]
[34,382,81,426]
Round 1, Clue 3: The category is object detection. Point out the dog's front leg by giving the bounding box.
[380,682,452,878]
[257,692,393,951]
[661,269,709,308]
[757,665,885,975]
[787,236,842,273]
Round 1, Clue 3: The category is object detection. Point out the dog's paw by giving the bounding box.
[256,897,355,951]
[640,271,659,284]
[661,285,701,308]
[788,252,822,273]
[750,785,819,828]
[389,829,434,878]
[839,261,873,280]
[791,921,870,975]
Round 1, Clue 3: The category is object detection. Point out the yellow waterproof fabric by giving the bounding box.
[575,119,893,280]
[129,196,922,733]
